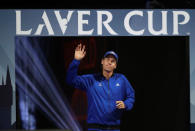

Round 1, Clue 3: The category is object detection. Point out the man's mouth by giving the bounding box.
[106,65,110,67]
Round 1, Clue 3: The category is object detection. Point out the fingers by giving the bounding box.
[116,103,122,106]
[81,45,85,52]
[76,43,86,52]
[116,105,122,109]
[75,44,80,51]
[116,101,121,104]
[116,103,122,107]
[116,101,122,105]
[116,101,125,109]
[83,50,86,57]
[116,103,122,108]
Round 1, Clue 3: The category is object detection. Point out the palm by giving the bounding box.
[74,44,86,60]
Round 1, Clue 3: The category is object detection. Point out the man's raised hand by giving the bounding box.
[74,43,86,60]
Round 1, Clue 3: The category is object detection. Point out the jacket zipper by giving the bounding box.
[108,79,110,110]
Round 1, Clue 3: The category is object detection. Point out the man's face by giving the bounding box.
[101,55,117,72]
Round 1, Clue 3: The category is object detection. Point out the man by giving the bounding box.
[66,43,135,131]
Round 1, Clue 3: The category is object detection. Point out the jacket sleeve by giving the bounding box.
[65,59,90,91]
[122,75,135,110]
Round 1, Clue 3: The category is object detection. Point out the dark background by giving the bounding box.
[16,36,190,131]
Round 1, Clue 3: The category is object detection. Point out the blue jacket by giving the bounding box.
[66,59,135,126]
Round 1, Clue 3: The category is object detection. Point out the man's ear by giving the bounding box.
[101,58,104,65]
[114,63,117,69]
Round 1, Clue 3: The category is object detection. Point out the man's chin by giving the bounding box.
[104,69,113,73]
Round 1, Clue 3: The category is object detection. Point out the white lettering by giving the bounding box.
[78,11,94,35]
[173,11,190,35]
[148,11,168,35]
[16,10,32,35]
[124,11,144,35]
[97,11,117,35]
[55,10,73,34]
[35,11,54,35]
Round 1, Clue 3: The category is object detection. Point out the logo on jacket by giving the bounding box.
[98,83,102,86]
[116,83,120,86]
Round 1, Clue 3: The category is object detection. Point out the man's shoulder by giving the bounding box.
[114,73,126,78]
[81,73,100,78]
[114,73,130,81]
[81,74,94,77]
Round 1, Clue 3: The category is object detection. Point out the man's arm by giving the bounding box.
[66,44,88,91]
[116,75,135,110]
[123,75,135,110]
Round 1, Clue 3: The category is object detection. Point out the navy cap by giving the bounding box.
[103,51,118,62]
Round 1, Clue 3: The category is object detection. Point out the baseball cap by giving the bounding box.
[103,51,118,62]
